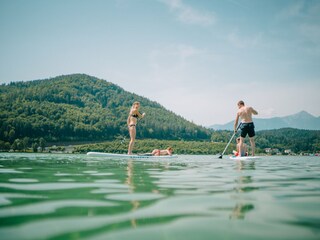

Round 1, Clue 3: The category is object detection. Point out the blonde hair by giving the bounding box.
[132,101,140,106]
[129,101,140,113]
[131,101,140,110]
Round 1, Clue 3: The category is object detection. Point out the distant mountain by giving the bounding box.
[209,111,320,131]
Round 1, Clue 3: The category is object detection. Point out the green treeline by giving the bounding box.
[74,139,227,155]
[211,128,320,154]
[256,128,320,153]
[0,74,319,154]
[2,128,318,155]
[74,128,320,155]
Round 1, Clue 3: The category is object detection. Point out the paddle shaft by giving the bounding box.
[113,136,126,152]
[114,114,144,151]
[219,123,242,158]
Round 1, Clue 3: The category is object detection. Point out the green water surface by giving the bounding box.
[0,153,319,240]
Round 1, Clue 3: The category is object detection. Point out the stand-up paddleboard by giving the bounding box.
[86,152,178,159]
[229,156,261,161]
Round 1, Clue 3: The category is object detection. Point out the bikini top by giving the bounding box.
[131,114,139,118]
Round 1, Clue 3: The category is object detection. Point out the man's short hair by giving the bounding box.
[238,100,245,106]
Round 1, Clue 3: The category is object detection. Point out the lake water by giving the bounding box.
[0,153,319,240]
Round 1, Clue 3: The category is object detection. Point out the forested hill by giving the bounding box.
[0,74,211,144]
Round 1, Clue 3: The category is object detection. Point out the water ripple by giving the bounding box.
[0,193,47,206]
[0,182,129,191]
[0,200,116,217]
[9,178,39,183]
[106,193,164,201]
[0,169,23,174]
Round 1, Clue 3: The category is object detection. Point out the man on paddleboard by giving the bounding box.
[234,100,258,156]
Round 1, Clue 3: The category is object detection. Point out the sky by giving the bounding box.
[0,0,319,126]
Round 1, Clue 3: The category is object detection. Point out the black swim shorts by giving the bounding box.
[240,122,255,138]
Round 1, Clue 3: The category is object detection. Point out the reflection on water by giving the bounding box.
[236,160,256,170]
[0,153,319,240]
[126,160,138,228]
[231,161,256,219]
[230,203,255,219]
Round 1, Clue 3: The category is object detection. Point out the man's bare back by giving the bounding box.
[237,106,258,123]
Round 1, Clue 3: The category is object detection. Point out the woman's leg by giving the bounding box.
[128,126,136,155]
[239,137,245,157]
[151,149,160,156]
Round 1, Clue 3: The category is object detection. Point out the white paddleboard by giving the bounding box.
[229,156,261,161]
[86,152,178,159]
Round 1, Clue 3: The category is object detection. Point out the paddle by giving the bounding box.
[218,123,242,159]
[113,135,127,152]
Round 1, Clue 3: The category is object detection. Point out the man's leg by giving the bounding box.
[249,137,255,156]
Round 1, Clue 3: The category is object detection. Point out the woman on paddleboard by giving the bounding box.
[151,147,173,156]
[127,101,145,155]
[233,137,248,157]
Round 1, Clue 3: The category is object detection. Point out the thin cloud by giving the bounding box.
[159,0,215,26]
[276,1,320,54]
[259,108,277,118]
[149,44,203,73]
[277,1,305,19]
[227,30,263,49]
[277,1,320,21]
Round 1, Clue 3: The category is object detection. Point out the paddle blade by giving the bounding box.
[218,155,223,159]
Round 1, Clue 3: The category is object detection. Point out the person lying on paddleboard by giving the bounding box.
[127,101,145,155]
[233,137,248,157]
[151,147,173,156]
